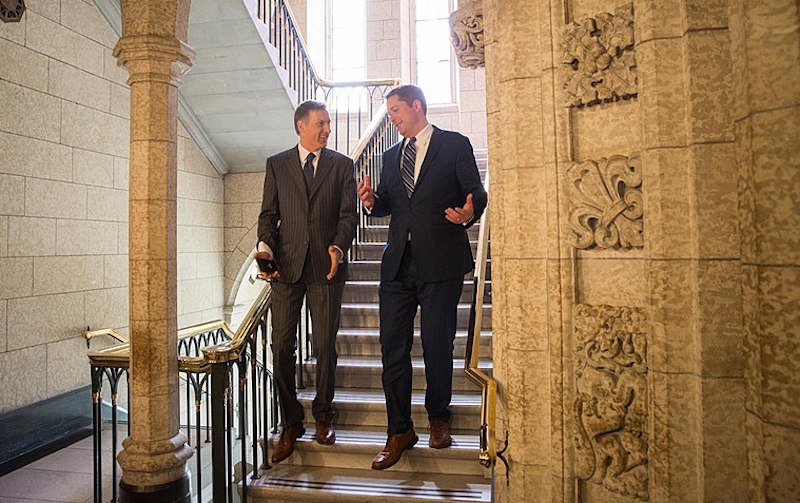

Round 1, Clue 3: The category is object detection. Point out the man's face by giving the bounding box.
[387,95,423,138]
[298,108,331,151]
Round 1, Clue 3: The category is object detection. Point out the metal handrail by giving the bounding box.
[463,172,506,471]
[86,285,271,370]
[87,283,275,503]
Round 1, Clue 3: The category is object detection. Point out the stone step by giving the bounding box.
[263,429,487,477]
[297,389,481,433]
[352,240,489,261]
[302,357,492,392]
[335,328,493,359]
[247,464,491,502]
[339,303,492,330]
[356,224,483,243]
[348,260,491,281]
[342,279,491,304]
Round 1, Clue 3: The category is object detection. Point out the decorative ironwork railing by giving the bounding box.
[256,0,399,155]
[349,105,399,256]
[86,284,276,503]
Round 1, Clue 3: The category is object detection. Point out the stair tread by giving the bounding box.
[341,302,491,309]
[308,356,492,371]
[298,389,481,405]
[270,428,480,452]
[250,465,491,502]
[337,328,492,336]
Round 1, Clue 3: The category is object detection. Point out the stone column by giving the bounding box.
[636,1,747,501]
[113,1,195,500]
[484,0,562,501]
[729,1,800,500]
[485,0,756,501]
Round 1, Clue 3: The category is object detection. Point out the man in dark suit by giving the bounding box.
[357,85,487,470]
[256,100,358,464]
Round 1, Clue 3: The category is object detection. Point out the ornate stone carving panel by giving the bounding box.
[562,3,637,107]
[566,153,643,250]
[573,304,648,500]
[449,0,484,69]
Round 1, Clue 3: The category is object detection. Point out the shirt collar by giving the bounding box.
[404,122,433,147]
[298,144,322,164]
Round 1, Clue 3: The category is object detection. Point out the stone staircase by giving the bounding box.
[248,162,493,502]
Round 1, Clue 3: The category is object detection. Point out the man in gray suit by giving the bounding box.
[256,100,358,464]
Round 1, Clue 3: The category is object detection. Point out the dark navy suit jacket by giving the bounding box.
[370,126,487,283]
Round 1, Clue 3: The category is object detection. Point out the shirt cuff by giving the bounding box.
[332,245,344,263]
[257,241,273,256]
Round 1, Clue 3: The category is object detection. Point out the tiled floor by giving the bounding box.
[0,431,120,503]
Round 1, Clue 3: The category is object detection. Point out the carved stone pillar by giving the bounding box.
[730,1,800,500]
[113,1,195,501]
[449,0,484,69]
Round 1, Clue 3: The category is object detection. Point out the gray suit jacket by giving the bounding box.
[258,146,358,284]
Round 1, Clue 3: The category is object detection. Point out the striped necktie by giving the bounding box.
[401,137,416,198]
[304,152,315,191]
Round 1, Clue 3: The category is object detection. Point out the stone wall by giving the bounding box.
[0,0,225,414]
[484,0,798,501]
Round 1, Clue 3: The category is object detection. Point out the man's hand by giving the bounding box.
[326,245,343,280]
[357,174,375,210]
[253,250,280,281]
[445,193,475,225]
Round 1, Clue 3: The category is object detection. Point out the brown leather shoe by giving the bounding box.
[371,428,418,470]
[271,421,305,464]
[428,418,452,449]
[315,420,336,445]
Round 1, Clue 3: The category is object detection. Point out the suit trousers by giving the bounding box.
[379,242,464,434]
[270,253,344,427]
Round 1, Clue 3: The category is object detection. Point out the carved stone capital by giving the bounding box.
[562,2,637,107]
[566,153,643,250]
[573,304,648,500]
[0,0,25,23]
[449,0,484,69]
[113,34,195,86]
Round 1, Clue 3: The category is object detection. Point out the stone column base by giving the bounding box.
[120,472,191,503]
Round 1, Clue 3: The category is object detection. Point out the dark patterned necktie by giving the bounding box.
[304,152,315,191]
[401,137,416,198]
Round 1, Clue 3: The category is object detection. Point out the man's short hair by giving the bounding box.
[294,100,327,134]
[386,85,427,115]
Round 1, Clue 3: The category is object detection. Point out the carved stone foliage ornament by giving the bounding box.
[567,153,643,250]
[562,3,637,107]
[573,304,648,500]
[449,0,484,69]
[0,0,25,22]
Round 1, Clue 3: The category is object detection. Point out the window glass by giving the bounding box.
[330,0,366,81]
[415,0,454,104]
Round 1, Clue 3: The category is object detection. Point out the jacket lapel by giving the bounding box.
[413,126,442,192]
[287,146,307,196]
[309,148,335,200]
